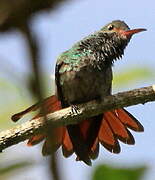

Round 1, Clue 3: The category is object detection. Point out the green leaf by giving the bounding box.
[0,161,33,175]
[113,66,154,88]
[92,164,147,180]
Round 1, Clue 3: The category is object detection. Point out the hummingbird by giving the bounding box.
[12,20,146,166]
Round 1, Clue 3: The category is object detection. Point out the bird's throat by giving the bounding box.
[78,32,129,68]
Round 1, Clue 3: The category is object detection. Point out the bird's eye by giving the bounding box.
[108,24,114,30]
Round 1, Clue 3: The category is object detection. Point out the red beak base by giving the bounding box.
[122,28,147,38]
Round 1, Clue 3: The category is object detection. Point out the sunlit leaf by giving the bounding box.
[92,164,147,180]
[113,66,154,89]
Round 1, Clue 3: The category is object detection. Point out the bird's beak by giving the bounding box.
[122,28,147,38]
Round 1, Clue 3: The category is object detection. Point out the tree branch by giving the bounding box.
[0,0,68,31]
[0,85,155,152]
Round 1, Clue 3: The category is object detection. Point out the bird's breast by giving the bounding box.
[58,65,112,104]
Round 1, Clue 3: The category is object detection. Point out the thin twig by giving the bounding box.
[20,23,60,180]
[50,153,61,180]
[0,85,155,152]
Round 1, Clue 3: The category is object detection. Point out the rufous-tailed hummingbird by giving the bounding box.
[12,20,146,166]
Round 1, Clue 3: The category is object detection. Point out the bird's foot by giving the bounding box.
[71,104,80,115]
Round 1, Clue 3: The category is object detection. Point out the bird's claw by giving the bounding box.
[71,105,80,114]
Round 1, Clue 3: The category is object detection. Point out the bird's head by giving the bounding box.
[101,20,146,40]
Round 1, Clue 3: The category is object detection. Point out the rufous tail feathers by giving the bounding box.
[11,95,144,165]
[11,95,73,156]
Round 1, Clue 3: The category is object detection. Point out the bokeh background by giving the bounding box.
[0,0,155,179]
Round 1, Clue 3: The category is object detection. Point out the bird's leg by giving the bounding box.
[71,104,80,114]
[70,104,80,114]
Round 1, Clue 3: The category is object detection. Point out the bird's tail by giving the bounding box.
[11,95,144,165]
[11,95,73,156]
